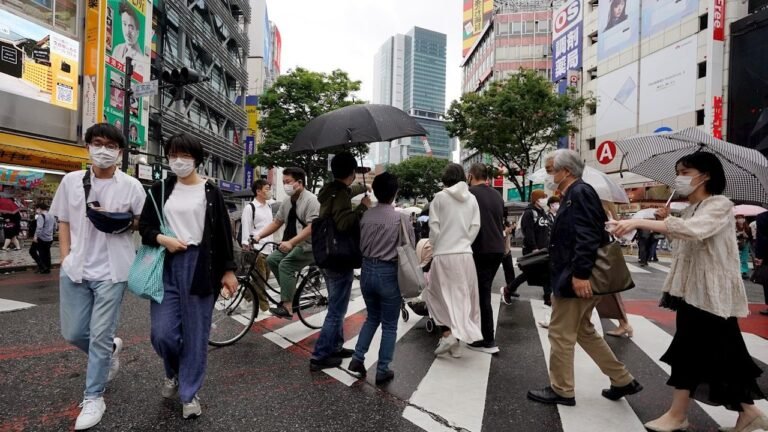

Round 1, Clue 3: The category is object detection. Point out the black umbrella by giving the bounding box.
[290,104,428,153]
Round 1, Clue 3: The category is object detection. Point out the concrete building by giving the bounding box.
[371,27,451,165]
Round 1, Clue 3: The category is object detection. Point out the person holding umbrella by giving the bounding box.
[609,152,767,432]
[1,208,21,251]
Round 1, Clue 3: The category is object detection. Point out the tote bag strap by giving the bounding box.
[399,215,410,247]
[148,180,167,229]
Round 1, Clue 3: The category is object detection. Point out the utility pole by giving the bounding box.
[122,56,133,172]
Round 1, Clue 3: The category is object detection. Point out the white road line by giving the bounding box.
[626,263,651,274]
[742,332,768,366]
[622,314,768,427]
[402,294,502,432]
[323,307,422,386]
[531,300,646,432]
[647,263,670,273]
[0,298,35,313]
[262,295,368,348]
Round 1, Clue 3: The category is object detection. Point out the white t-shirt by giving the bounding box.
[164,180,207,246]
[240,199,274,254]
[82,178,115,280]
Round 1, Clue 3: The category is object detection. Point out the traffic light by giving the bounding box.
[161,67,205,101]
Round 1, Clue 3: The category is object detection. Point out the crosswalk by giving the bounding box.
[249,263,768,432]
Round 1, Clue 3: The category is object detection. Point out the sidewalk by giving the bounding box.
[0,241,61,273]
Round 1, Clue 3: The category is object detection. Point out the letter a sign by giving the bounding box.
[596,140,617,165]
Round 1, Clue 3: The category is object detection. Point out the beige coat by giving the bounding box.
[663,195,749,318]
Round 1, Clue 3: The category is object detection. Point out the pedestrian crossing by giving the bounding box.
[0,298,34,313]
[251,278,768,432]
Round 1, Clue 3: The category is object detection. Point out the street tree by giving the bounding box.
[446,69,589,202]
[249,67,368,191]
[387,156,450,203]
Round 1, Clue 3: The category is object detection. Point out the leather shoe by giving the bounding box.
[334,348,354,358]
[527,386,575,406]
[602,379,643,401]
[347,358,366,377]
[375,370,394,385]
[309,357,341,372]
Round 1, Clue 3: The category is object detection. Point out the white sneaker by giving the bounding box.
[449,342,463,358]
[182,396,202,419]
[74,397,106,430]
[434,335,458,356]
[161,377,179,399]
[107,337,123,382]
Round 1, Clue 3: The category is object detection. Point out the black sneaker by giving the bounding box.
[375,369,394,385]
[269,305,292,320]
[601,379,643,401]
[761,309,768,316]
[309,357,342,371]
[347,358,366,377]
[467,340,500,354]
[543,293,552,307]
[334,348,354,358]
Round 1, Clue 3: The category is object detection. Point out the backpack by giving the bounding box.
[311,193,362,271]
[236,202,257,244]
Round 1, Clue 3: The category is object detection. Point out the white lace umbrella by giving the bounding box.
[529,166,630,203]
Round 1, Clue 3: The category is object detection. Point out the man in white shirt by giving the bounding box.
[50,123,146,431]
[241,179,274,311]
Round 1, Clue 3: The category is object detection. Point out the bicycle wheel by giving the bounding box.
[294,269,329,329]
[209,281,258,347]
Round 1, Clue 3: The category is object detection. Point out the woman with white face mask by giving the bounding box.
[609,152,766,432]
[138,133,238,420]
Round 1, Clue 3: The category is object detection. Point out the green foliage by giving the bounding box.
[387,156,450,203]
[446,69,590,201]
[248,68,368,191]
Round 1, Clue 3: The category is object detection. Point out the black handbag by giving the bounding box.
[751,264,768,286]
[517,249,549,273]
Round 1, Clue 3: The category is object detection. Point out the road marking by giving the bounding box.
[531,300,646,432]
[647,263,670,273]
[402,294,501,432]
[742,332,768,370]
[626,263,651,274]
[0,299,35,313]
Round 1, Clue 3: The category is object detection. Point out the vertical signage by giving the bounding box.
[712,96,723,138]
[713,0,725,41]
[551,0,583,82]
[705,0,725,139]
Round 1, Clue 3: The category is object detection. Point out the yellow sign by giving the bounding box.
[246,105,259,136]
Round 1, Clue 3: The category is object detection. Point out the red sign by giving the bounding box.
[713,0,725,41]
[596,140,617,165]
[712,96,723,138]
[493,176,504,188]
[273,27,282,73]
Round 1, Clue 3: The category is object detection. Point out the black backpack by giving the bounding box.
[311,193,362,271]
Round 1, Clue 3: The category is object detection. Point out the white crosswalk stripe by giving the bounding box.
[0,298,35,313]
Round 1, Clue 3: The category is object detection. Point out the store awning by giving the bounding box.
[0,132,89,172]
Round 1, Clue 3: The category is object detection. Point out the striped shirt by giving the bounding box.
[360,204,415,262]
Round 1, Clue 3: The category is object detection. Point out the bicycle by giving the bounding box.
[209,242,329,347]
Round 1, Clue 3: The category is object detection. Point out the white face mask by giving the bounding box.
[545,175,559,192]
[536,198,548,208]
[284,183,296,197]
[89,146,120,169]
[550,203,560,213]
[169,157,196,178]
[674,175,703,196]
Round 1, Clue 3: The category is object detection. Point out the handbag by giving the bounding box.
[311,192,362,270]
[127,183,174,303]
[589,240,635,295]
[751,264,768,285]
[397,216,425,299]
[517,249,549,273]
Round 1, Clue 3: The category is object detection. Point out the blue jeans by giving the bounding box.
[312,268,354,360]
[354,259,400,375]
[150,247,215,403]
[59,273,126,399]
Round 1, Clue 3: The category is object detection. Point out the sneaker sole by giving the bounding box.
[499,287,512,305]
[526,393,576,406]
[466,345,500,355]
[434,340,458,356]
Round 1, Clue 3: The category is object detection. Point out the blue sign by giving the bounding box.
[552,23,582,82]
[654,126,673,133]
[219,180,242,193]
[244,136,255,189]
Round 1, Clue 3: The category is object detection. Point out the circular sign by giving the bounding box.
[596,140,617,165]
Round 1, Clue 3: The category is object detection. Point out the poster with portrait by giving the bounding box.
[597,0,640,60]
[102,0,151,147]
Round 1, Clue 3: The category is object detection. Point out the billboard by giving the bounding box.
[462,0,493,58]
[552,0,583,82]
[596,63,638,136]
[639,35,697,125]
[642,0,699,39]
[0,8,79,110]
[273,26,281,74]
[598,0,640,60]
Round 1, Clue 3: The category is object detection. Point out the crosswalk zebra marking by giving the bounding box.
[531,300,647,432]
[742,332,768,365]
[401,294,502,432]
[626,263,651,274]
[647,263,670,273]
[0,299,35,313]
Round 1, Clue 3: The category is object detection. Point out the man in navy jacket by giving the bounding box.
[527,150,642,407]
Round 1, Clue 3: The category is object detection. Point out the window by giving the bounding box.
[164,27,179,59]
[699,13,708,31]
[589,103,597,115]
[537,20,550,33]
[511,21,522,34]
[589,31,599,45]
[524,21,536,34]
[588,138,597,150]
[696,109,705,126]
[698,61,707,78]
[588,67,598,80]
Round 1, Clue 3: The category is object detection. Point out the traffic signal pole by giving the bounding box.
[121,57,133,172]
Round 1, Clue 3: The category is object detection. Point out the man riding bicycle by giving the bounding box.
[252,167,320,319]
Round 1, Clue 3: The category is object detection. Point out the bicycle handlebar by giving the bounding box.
[248,241,281,254]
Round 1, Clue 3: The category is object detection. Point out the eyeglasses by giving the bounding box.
[89,140,120,150]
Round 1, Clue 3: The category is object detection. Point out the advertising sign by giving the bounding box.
[639,35,696,125]
[552,24,582,82]
[273,26,281,74]
[596,63,638,136]
[598,0,640,60]
[0,8,79,110]
[553,0,583,40]
[219,180,242,193]
[462,0,493,58]
[642,0,699,39]
[713,0,725,41]
[596,140,618,165]
[244,136,255,188]
[712,96,723,138]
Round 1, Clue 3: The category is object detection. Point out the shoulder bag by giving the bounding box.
[127,182,175,303]
[589,240,635,295]
[311,192,362,270]
[397,216,425,299]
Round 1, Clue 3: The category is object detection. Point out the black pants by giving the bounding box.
[501,253,516,286]
[473,253,504,344]
[29,240,52,271]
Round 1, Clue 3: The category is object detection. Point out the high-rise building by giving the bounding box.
[371,27,451,165]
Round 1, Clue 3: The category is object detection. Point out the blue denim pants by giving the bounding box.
[59,274,126,399]
[312,268,354,360]
[354,258,401,375]
[150,247,215,403]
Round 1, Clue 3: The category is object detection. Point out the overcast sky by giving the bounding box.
[266,0,464,108]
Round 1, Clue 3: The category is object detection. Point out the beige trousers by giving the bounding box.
[548,296,634,398]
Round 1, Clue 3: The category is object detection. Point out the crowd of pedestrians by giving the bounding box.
[44,123,767,431]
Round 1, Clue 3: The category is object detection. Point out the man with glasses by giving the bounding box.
[251,167,319,319]
[50,123,146,430]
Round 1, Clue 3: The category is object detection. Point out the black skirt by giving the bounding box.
[659,294,765,411]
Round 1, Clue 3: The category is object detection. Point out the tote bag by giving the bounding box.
[128,184,174,303]
[397,216,425,299]
[589,241,635,295]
